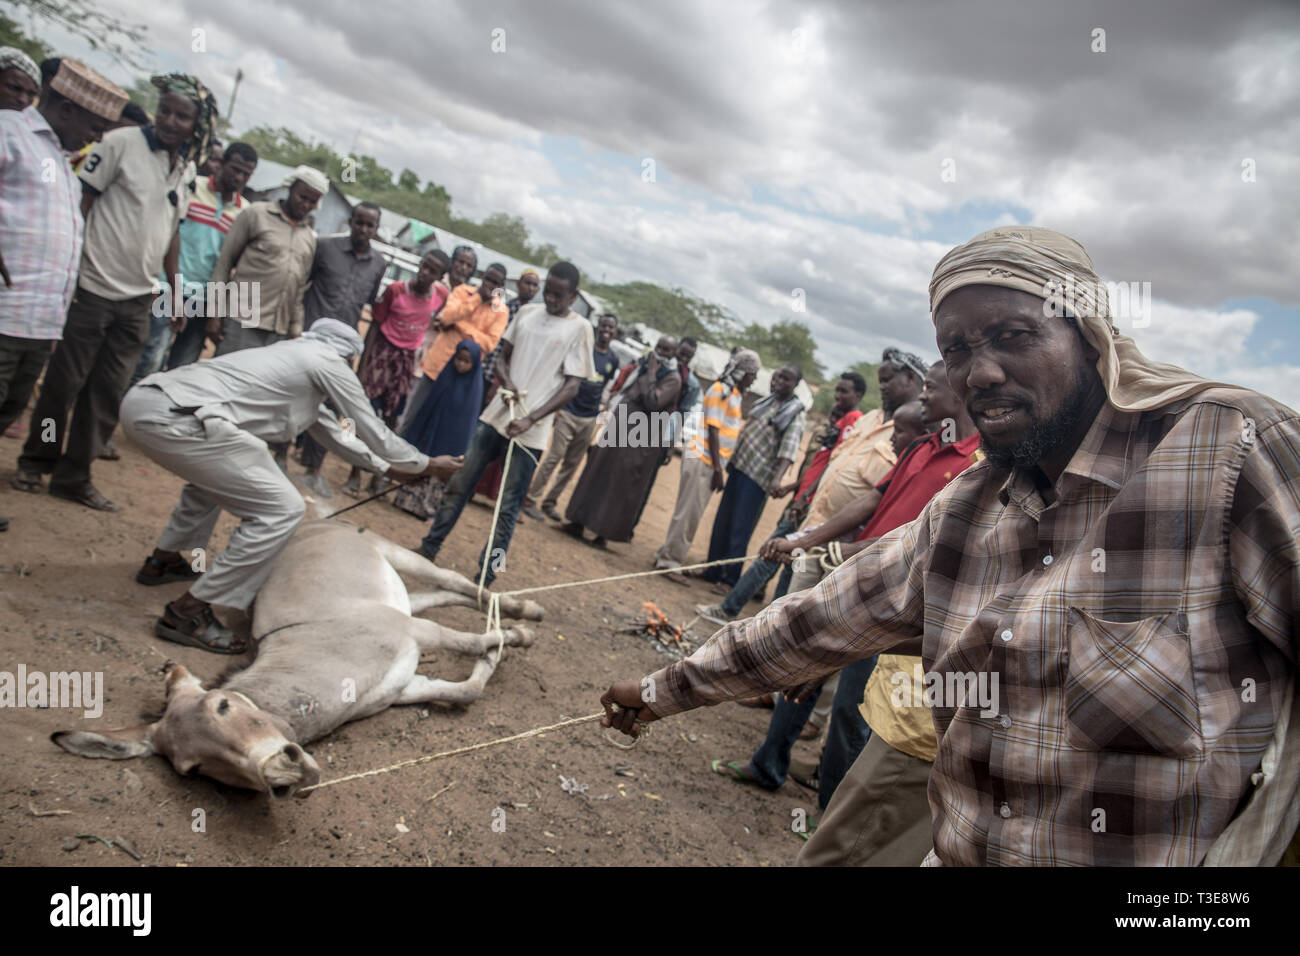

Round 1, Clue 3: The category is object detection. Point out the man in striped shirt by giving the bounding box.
[158,141,258,370]
[605,226,1300,866]
[653,349,759,584]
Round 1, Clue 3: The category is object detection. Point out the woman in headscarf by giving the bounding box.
[393,340,485,518]
[560,335,682,547]
[149,73,218,166]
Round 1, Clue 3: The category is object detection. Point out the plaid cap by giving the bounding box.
[49,59,127,122]
[0,47,40,87]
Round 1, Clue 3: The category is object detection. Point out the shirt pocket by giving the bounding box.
[1063,607,1203,758]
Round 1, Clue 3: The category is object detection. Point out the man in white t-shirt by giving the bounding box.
[415,261,594,588]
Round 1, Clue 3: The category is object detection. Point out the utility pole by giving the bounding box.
[226,69,244,126]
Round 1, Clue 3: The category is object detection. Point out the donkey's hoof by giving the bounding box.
[519,600,545,622]
[511,626,536,649]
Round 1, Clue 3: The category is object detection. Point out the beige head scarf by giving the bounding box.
[929,226,1227,412]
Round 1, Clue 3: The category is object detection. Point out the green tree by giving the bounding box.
[0,10,51,62]
[812,360,882,416]
[9,0,149,67]
[396,167,420,192]
[736,319,825,383]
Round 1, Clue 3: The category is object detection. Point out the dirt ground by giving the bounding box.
[0,416,827,867]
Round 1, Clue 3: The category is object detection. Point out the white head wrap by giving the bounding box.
[0,47,39,89]
[929,226,1226,412]
[302,318,363,359]
[283,164,329,195]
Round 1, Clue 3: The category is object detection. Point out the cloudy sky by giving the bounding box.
[24,0,1300,405]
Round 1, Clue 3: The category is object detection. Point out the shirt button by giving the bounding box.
[1042,554,1053,566]
[1000,629,1013,642]
[998,714,1012,728]
[999,802,1012,819]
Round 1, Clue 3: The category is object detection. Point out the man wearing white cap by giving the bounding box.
[1,59,125,530]
[0,47,40,111]
[207,164,326,358]
[604,226,1300,867]
[121,318,462,653]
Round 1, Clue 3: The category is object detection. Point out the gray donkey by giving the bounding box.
[53,520,542,797]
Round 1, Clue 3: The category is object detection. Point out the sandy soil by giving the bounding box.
[0,416,825,867]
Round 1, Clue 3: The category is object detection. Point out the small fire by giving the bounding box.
[641,601,684,646]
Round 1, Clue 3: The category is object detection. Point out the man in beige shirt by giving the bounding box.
[206,164,325,355]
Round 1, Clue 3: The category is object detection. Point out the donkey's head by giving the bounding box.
[52,662,320,797]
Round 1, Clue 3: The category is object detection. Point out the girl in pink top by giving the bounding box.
[344,250,449,496]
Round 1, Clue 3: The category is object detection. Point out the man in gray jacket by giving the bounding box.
[121,318,460,653]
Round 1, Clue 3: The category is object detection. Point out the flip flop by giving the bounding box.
[711,758,765,787]
[662,571,690,586]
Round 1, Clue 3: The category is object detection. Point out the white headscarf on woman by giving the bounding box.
[929,226,1228,412]
[302,318,363,359]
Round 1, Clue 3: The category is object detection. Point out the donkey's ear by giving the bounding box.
[51,726,155,760]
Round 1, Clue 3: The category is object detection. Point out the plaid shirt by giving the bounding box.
[728,398,805,488]
[0,107,84,339]
[646,388,1300,865]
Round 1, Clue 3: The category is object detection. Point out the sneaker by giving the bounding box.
[694,602,733,627]
[541,504,563,522]
[522,504,545,521]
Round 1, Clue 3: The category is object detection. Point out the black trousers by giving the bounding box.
[18,287,152,488]
[0,333,54,434]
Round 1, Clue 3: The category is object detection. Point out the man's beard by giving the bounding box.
[978,365,1095,472]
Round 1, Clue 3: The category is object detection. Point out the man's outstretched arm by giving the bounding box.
[602,513,931,736]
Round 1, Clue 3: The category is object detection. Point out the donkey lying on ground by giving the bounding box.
[53,519,542,797]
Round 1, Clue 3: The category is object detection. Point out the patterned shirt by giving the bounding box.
[645,388,1300,866]
[0,106,83,339]
[687,381,744,467]
[729,397,806,488]
[169,174,248,300]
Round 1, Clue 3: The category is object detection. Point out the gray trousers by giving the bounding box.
[120,385,306,609]
[18,287,152,487]
[526,408,597,511]
[214,319,284,356]
[654,453,715,568]
[0,333,53,433]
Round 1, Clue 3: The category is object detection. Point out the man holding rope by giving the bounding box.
[415,261,593,589]
[603,225,1300,867]
[121,318,460,654]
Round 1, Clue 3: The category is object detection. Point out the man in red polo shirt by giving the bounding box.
[766,361,980,562]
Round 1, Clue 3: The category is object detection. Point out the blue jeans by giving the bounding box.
[419,422,541,587]
[702,466,768,587]
[720,512,801,616]
[817,654,877,810]
[130,308,172,386]
[746,653,877,809]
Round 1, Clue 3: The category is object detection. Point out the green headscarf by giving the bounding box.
[149,72,219,163]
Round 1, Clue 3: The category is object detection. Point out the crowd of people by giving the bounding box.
[3,46,1296,868]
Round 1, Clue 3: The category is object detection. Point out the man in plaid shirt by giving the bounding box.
[603,226,1300,866]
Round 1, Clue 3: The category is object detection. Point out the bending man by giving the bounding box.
[121,318,460,654]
